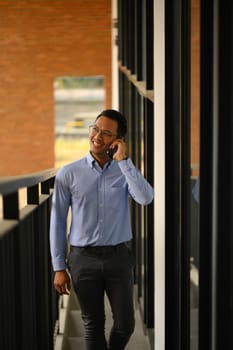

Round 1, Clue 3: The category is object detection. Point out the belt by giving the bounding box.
[72,242,127,254]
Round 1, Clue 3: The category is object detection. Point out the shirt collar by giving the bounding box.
[86,152,95,168]
[86,151,113,169]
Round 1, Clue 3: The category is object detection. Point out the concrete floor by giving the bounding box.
[55,288,151,350]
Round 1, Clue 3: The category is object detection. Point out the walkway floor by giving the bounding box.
[55,288,151,350]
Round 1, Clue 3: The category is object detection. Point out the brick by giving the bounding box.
[0,0,112,175]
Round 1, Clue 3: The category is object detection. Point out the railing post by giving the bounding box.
[3,192,19,220]
[27,184,39,204]
[41,179,51,194]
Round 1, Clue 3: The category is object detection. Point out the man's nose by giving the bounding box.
[95,130,103,138]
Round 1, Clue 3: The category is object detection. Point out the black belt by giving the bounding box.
[72,242,127,254]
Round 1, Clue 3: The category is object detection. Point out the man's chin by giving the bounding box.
[91,148,108,158]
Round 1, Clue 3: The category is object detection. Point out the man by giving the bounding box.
[50,109,154,350]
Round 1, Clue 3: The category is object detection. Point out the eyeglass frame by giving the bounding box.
[88,124,119,138]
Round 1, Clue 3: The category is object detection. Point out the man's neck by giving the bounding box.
[90,152,110,169]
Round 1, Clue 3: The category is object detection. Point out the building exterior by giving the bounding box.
[1,1,233,350]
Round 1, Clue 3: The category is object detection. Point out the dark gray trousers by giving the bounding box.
[68,243,135,350]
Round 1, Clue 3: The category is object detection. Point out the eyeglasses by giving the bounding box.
[89,125,118,138]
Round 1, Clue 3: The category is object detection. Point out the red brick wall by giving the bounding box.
[0,0,112,175]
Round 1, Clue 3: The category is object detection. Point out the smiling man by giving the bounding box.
[88,114,127,166]
[50,109,154,350]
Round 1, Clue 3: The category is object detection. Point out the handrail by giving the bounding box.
[0,168,57,196]
[0,167,59,349]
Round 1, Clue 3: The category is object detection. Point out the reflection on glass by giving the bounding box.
[190,174,199,350]
[190,0,200,349]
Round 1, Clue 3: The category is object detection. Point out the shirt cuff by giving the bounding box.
[117,157,134,171]
[52,259,67,272]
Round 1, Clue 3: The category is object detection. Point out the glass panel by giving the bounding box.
[140,98,145,309]
[190,0,200,348]
[0,195,2,220]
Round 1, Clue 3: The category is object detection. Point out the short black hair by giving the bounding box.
[95,109,127,137]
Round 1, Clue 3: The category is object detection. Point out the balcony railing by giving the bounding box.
[0,169,58,350]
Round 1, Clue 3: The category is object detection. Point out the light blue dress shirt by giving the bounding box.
[50,152,154,271]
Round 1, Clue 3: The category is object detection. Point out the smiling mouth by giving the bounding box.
[93,140,103,147]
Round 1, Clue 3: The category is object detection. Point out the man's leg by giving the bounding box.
[68,247,108,350]
[105,245,135,350]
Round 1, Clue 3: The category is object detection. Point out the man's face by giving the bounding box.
[89,116,118,159]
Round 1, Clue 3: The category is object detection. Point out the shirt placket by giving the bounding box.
[98,172,105,242]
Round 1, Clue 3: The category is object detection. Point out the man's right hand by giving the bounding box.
[54,270,71,295]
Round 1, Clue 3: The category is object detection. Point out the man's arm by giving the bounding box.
[111,138,154,205]
[50,170,71,294]
[118,158,154,205]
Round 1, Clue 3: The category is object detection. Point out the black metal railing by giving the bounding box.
[0,169,58,350]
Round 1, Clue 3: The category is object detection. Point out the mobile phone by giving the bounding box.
[107,137,125,159]
[107,146,118,159]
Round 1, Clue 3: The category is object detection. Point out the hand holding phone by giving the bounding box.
[107,137,127,161]
[107,146,118,159]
